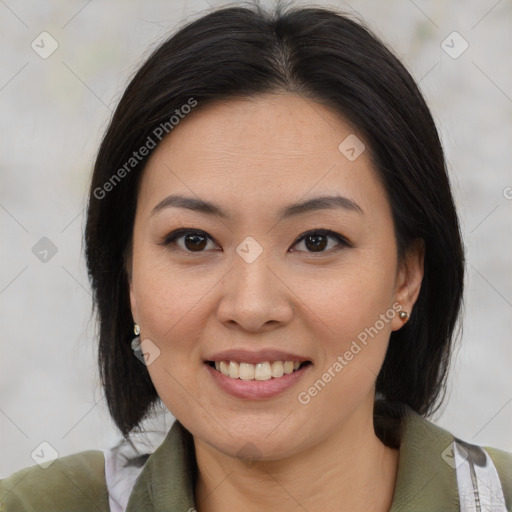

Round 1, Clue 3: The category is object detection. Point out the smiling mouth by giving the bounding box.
[206,360,312,380]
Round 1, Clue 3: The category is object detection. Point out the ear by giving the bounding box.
[391,238,425,331]
[124,242,138,323]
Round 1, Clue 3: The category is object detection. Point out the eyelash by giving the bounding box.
[160,228,351,255]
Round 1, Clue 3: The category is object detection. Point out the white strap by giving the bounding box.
[104,413,175,512]
[453,440,507,511]
[104,443,148,512]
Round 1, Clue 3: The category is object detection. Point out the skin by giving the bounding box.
[128,92,424,512]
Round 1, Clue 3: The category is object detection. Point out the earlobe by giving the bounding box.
[391,238,425,331]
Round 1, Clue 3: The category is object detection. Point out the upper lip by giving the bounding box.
[205,349,311,365]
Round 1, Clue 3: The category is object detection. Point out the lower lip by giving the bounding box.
[205,363,311,400]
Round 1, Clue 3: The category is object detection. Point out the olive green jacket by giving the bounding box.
[1,405,511,511]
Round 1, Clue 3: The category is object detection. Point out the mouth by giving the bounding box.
[205,360,312,380]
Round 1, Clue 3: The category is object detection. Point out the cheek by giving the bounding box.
[300,254,396,334]
[131,256,214,418]
[295,278,395,421]
[296,253,397,391]
[133,242,209,327]
[130,249,212,367]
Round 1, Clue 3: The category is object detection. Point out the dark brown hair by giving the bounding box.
[85,1,464,441]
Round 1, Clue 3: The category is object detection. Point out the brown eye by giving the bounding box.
[162,229,218,253]
[183,233,208,251]
[303,233,328,252]
[290,229,350,254]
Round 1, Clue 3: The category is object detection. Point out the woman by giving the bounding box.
[1,2,510,511]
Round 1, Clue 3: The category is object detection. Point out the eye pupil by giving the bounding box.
[305,234,327,252]
[185,233,207,251]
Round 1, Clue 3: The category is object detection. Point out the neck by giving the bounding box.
[193,402,400,512]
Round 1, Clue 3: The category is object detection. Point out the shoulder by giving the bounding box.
[386,402,512,511]
[0,450,109,512]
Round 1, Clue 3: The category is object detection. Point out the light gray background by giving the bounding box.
[1,0,511,477]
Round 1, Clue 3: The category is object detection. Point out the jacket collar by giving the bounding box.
[388,404,459,511]
[126,404,459,511]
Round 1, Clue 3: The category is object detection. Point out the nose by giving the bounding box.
[216,247,294,332]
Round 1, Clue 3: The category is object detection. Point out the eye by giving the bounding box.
[160,228,350,255]
[289,229,350,254]
[160,228,219,253]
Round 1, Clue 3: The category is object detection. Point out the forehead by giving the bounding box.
[137,93,387,220]
[151,93,360,165]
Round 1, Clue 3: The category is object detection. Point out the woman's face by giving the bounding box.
[128,93,423,460]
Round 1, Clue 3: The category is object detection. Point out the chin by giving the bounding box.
[186,415,314,463]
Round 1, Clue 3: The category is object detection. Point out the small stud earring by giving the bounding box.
[399,311,410,321]
[131,323,141,350]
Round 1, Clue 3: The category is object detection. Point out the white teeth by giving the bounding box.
[271,361,284,378]
[212,360,305,380]
[239,363,255,380]
[219,361,229,376]
[254,362,271,381]
[228,361,239,379]
[283,361,294,374]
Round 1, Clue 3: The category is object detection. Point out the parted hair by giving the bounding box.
[85,0,464,442]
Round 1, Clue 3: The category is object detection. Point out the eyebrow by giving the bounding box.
[151,193,363,220]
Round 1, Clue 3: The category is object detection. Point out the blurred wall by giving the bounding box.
[1,0,511,477]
